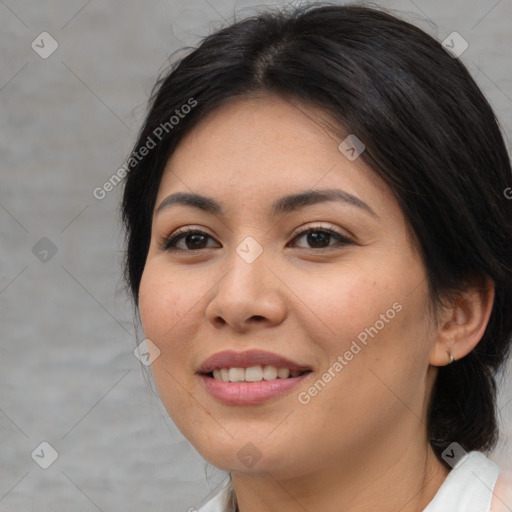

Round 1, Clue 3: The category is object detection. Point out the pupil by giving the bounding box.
[188,234,207,249]
[308,232,329,248]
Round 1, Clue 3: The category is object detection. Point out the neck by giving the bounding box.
[230,440,450,512]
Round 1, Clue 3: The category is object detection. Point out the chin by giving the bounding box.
[196,435,307,478]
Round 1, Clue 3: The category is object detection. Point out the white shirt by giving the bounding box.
[196,451,507,512]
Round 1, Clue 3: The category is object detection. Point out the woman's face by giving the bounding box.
[138,94,439,478]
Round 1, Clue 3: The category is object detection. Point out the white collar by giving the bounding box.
[197,479,235,512]
[423,451,499,512]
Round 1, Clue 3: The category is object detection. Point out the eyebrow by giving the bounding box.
[155,188,377,217]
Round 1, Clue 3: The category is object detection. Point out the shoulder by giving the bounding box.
[490,468,512,512]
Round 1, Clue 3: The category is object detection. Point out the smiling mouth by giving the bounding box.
[203,365,313,383]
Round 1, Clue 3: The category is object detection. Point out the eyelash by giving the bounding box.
[159,224,354,252]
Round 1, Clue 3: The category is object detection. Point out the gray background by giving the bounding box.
[1,0,511,510]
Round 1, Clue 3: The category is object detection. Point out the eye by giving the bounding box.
[288,224,353,250]
[160,224,354,252]
[160,227,219,252]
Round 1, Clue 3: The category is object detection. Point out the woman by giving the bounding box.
[121,3,512,511]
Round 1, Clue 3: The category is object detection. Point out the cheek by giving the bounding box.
[137,264,198,390]
[138,261,197,343]
[291,272,432,438]
[288,260,408,344]
[138,263,201,425]
[289,251,433,384]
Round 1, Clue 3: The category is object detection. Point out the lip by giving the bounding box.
[196,349,312,374]
[199,372,312,405]
[196,349,313,406]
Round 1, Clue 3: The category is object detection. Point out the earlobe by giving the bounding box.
[428,277,495,367]
[429,341,456,367]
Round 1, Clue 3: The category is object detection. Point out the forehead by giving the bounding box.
[156,94,395,219]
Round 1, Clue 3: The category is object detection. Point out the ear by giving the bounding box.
[429,276,495,366]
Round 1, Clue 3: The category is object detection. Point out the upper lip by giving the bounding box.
[197,349,312,374]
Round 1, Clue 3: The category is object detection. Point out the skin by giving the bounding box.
[138,93,494,512]
[492,470,512,511]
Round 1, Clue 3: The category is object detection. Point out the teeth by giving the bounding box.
[277,368,290,379]
[245,365,263,382]
[228,367,245,382]
[262,365,277,380]
[211,365,305,382]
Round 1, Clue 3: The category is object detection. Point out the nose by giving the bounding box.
[204,246,287,333]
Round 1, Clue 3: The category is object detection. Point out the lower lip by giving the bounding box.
[199,373,312,405]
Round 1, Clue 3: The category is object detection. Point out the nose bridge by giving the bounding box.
[221,236,271,300]
[205,236,287,329]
